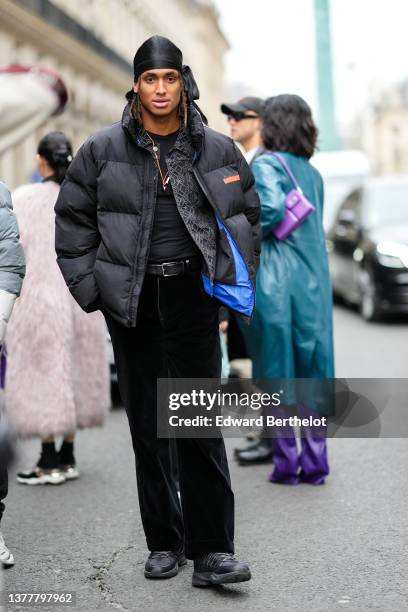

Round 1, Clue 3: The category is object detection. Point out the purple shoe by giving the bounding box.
[269,432,299,485]
[299,433,329,485]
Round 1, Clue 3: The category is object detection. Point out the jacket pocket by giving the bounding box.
[215,225,236,284]
[203,164,246,219]
[224,212,255,272]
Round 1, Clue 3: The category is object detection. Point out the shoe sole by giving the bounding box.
[144,558,187,579]
[192,569,251,587]
[1,554,15,567]
[234,446,262,458]
[63,471,80,481]
[237,457,273,465]
[17,475,66,485]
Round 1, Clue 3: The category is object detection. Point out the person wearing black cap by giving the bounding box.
[55,35,261,587]
[220,97,274,464]
[221,96,265,165]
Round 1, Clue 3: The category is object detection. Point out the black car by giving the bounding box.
[327,177,408,321]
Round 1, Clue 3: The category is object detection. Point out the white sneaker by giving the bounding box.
[16,466,66,485]
[0,530,15,567]
[59,464,80,481]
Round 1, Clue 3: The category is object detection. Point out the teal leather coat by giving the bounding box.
[241,152,334,384]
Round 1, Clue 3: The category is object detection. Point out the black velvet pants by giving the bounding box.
[104,271,234,558]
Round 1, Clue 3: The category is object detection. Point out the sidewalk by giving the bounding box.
[2,407,407,611]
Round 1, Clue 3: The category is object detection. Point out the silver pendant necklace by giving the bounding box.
[145,133,170,191]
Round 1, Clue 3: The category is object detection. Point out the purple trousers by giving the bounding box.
[269,407,329,485]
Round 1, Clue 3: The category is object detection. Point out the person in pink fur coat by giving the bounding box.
[5,132,110,485]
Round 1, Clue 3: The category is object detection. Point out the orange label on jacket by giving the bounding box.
[223,175,240,184]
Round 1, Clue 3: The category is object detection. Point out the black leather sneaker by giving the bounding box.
[192,552,251,587]
[233,439,261,458]
[144,550,187,579]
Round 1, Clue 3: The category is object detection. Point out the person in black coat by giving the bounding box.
[55,36,261,587]
[221,96,265,366]
[220,96,274,464]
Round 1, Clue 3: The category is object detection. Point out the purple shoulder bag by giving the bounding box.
[269,153,315,240]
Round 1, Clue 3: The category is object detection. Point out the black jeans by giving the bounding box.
[0,406,7,523]
[104,271,234,558]
[0,465,7,524]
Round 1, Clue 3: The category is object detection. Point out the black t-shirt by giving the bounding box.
[147,129,200,264]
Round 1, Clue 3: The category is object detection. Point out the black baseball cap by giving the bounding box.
[220,96,265,117]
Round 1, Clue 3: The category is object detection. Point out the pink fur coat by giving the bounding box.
[5,181,110,438]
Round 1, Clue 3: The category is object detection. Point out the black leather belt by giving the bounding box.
[146,256,201,277]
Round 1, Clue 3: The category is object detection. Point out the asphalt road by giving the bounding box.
[2,304,408,612]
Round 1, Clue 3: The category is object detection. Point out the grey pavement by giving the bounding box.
[333,302,408,378]
[2,305,408,612]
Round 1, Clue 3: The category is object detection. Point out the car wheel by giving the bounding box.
[332,290,344,305]
[359,269,382,322]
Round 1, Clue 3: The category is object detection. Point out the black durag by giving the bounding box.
[126,35,207,124]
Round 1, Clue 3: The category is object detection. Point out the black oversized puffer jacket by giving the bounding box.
[55,102,261,327]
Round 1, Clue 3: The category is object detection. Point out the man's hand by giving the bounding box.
[219,320,229,334]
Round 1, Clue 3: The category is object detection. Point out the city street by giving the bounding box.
[1,1,408,611]
[2,304,408,612]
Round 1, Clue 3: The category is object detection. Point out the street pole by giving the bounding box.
[314,0,340,151]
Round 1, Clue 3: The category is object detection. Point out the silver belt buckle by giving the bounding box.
[162,261,183,276]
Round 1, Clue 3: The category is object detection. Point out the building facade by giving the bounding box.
[371,82,408,176]
[0,0,228,188]
[359,81,408,176]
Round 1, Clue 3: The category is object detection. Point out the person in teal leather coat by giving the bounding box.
[241,94,334,485]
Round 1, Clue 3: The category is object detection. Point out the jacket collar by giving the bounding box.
[121,96,204,158]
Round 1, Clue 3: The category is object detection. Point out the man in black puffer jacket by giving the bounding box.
[55,36,260,587]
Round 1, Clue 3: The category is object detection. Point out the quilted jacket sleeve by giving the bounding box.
[54,139,101,312]
[0,182,26,343]
[0,182,26,296]
[233,144,262,270]
[252,156,286,238]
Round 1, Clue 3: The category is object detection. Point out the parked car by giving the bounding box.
[326,176,408,321]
